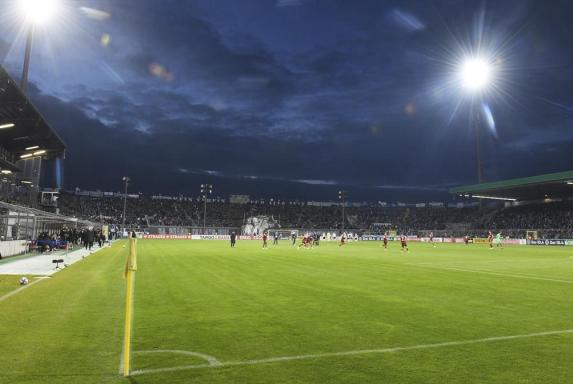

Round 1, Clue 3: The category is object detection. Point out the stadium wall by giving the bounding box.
[0,240,28,258]
[140,234,573,246]
[141,234,531,244]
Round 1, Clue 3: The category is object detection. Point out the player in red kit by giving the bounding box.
[262,231,268,249]
[339,232,346,247]
[382,234,388,249]
[299,233,311,249]
[400,235,409,252]
[487,231,494,249]
[429,232,435,247]
[464,235,470,245]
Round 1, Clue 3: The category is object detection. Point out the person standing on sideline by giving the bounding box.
[86,229,95,251]
[82,230,89,250]
[273,231,279,245]
[230,231,237,248]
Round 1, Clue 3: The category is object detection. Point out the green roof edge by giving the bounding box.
[450,170,573,194]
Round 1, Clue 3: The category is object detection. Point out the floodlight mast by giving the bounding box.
[20,26,34,94]
[18,0,61,93]
[338,190,347,232]
[201,184,213,234]
[474,108,483,184]
[460,57,492,184]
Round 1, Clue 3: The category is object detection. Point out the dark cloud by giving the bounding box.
[2,0,572,201]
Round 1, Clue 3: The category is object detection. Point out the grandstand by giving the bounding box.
[0,65,66,208]
[56,182,573,239]
[0,65,97,258]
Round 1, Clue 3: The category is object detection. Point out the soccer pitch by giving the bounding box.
[1,240,573,384]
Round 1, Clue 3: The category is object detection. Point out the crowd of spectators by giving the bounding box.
[55,193,573,238]
[478,201,573,239]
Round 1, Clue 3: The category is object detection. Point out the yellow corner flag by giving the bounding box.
[122,234,137,376]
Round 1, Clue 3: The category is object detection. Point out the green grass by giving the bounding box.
[1,240,573,384]
[0,275,26,297]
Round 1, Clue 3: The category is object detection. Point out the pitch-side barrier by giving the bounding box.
[142,234,573,246]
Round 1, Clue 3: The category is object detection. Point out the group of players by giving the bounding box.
[260,231,322,249]
[258,230,504,251]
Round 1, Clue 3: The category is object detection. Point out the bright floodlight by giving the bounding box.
[460,58,491,91]
[18,0,60,25]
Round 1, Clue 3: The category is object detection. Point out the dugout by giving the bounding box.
[0,200,95,242]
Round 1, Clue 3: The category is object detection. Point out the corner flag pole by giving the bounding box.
[123,234,137,376]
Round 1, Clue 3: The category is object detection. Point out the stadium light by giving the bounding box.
[1,170,12,175]
[18,0,62,93]
[18,0,61,25]
[460,57,492,92]
[0,123,15,129]
[457,56,495,184]
[25,145,39,150]
[33,149,46,156]
[20,153,33,159]
[566,181,573,185]
[472,195,516,202]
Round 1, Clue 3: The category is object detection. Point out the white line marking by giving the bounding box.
[135,350,222,366]
[406,263,573,285]
[0,277,49,303]
[118,344,125,375]
[131,328,573,376]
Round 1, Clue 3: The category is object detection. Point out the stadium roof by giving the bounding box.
[450,170,573,201]
[0,200,97,227]
[0,65,66,168]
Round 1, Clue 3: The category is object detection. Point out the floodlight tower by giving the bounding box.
[122,176,130,237]
[459,57,492,184]
[338,190,347,232]
[18,0,61,93]
[201,184,213,234]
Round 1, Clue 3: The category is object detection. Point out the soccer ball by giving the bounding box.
[19,276,29,286]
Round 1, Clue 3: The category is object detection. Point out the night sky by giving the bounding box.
[1,0,573,201]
